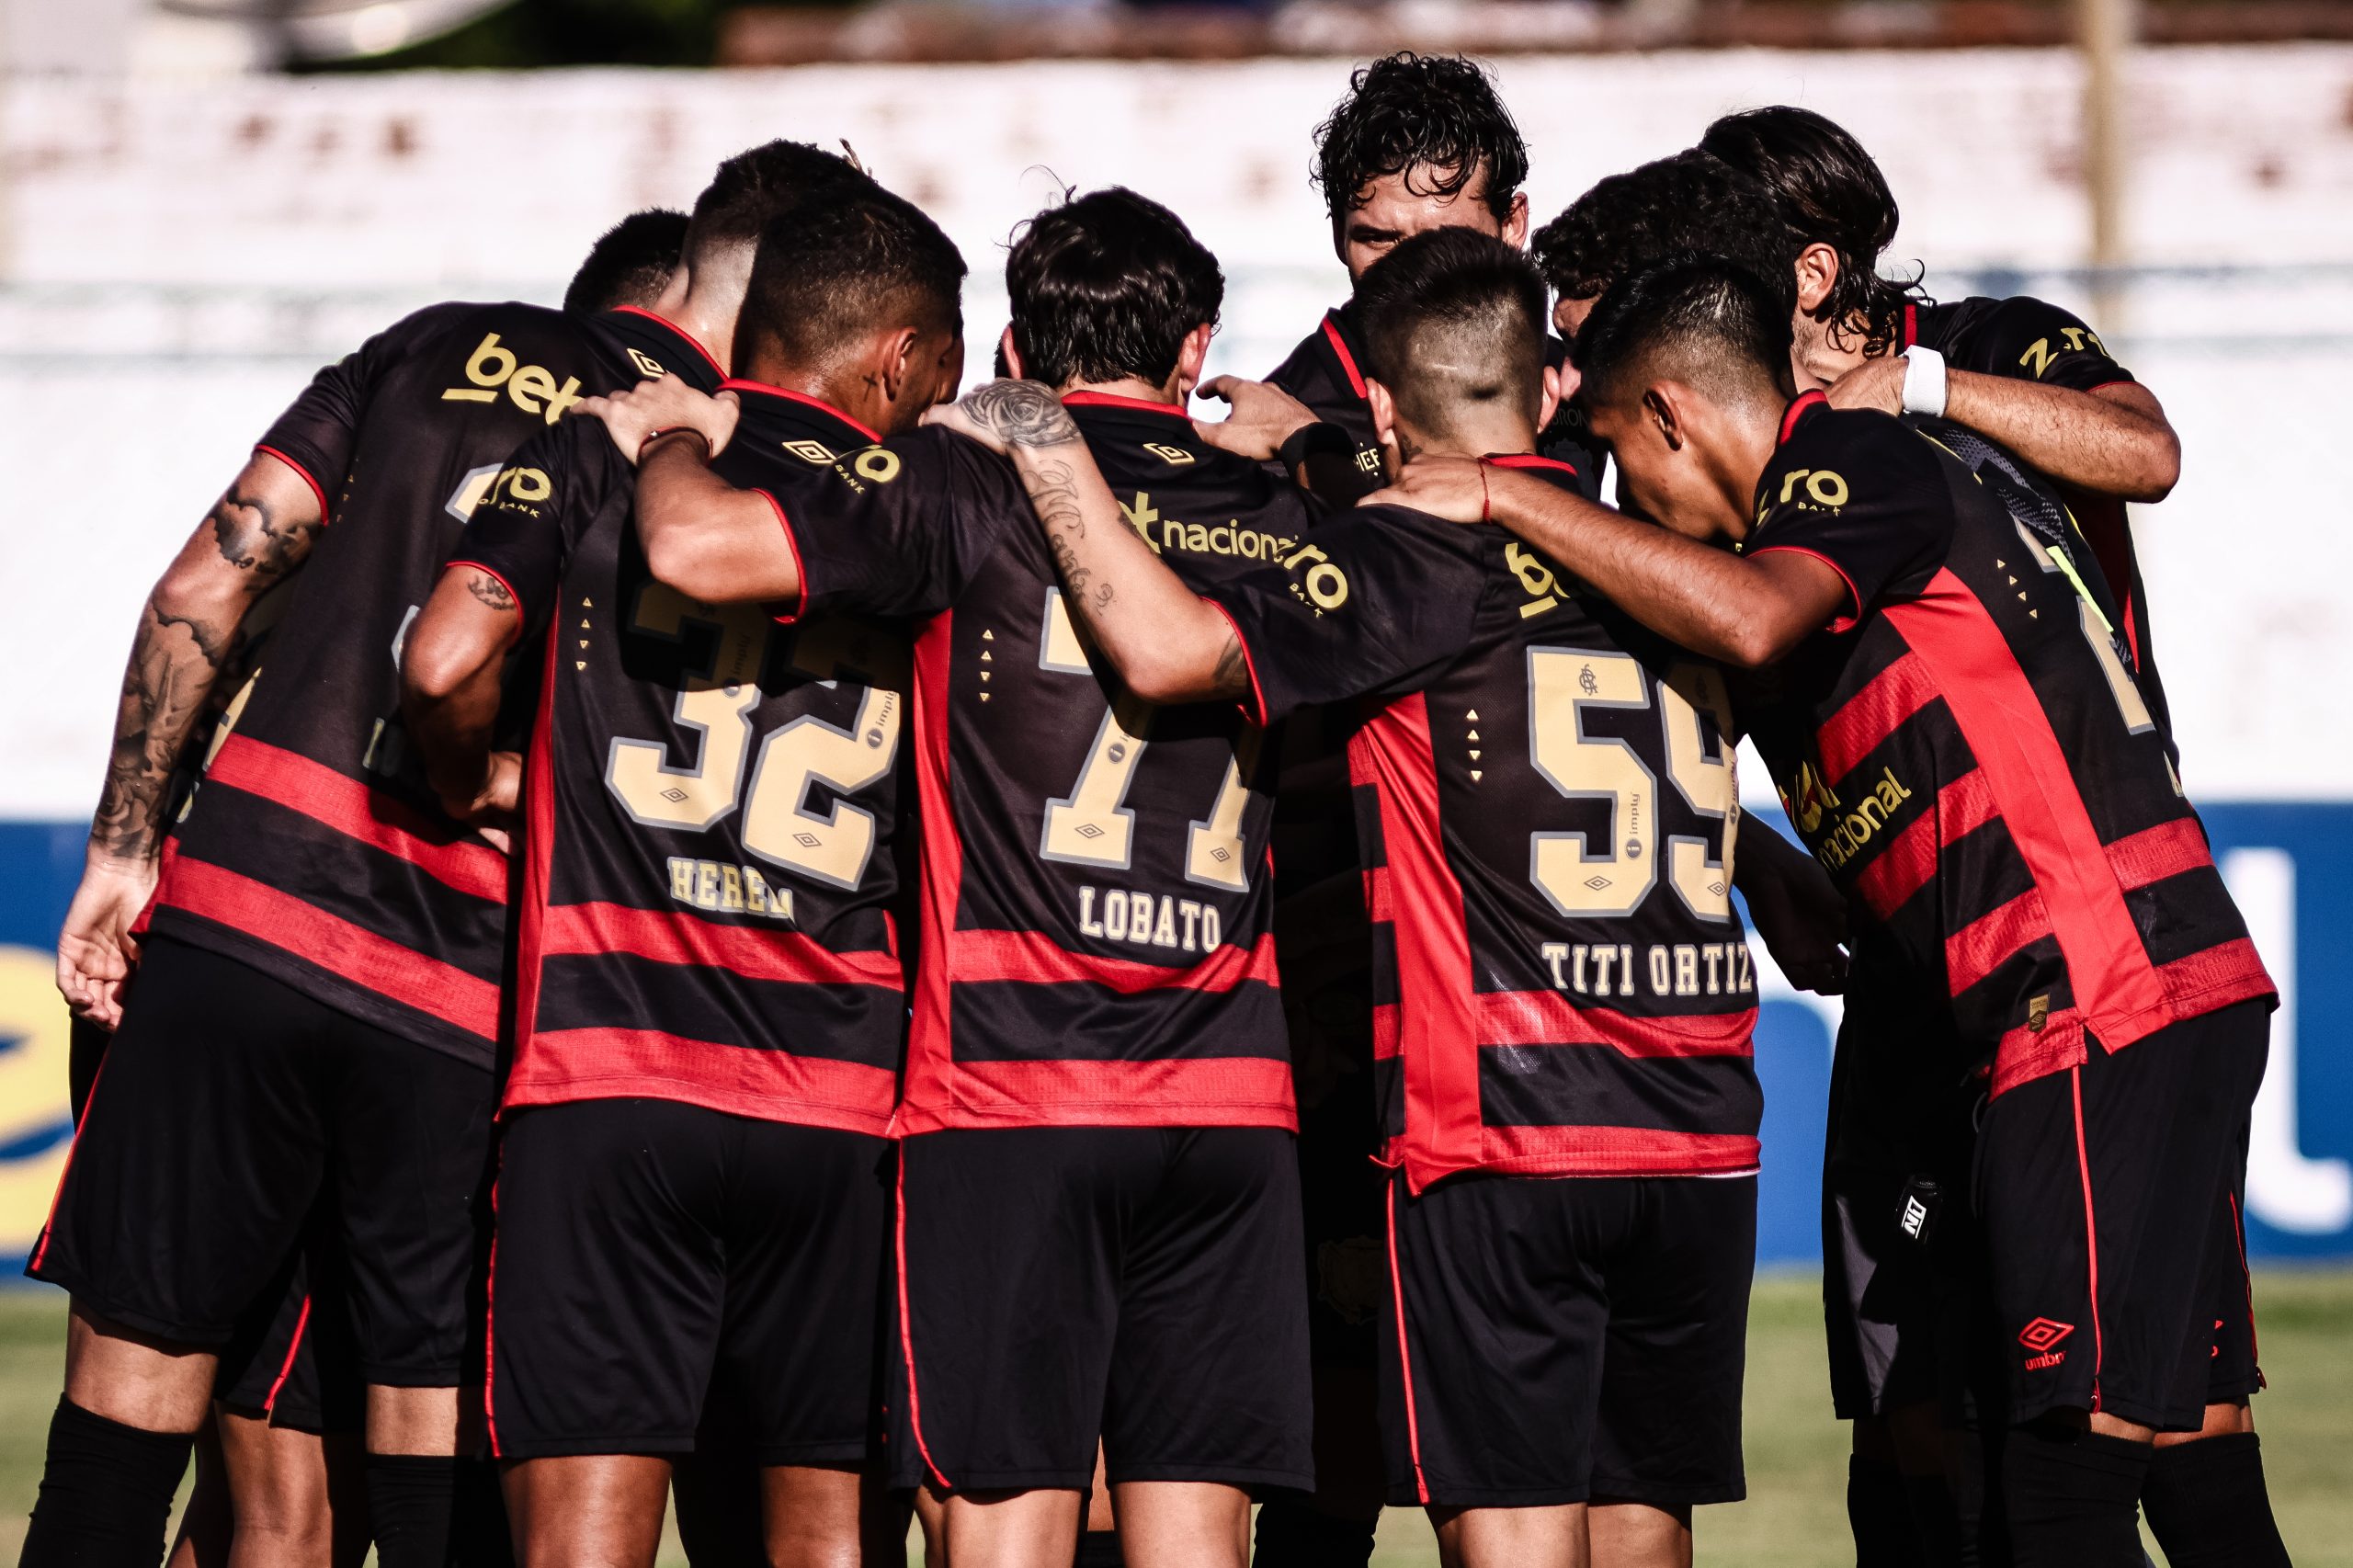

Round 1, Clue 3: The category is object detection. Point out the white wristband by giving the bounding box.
[1901,345,1948,418]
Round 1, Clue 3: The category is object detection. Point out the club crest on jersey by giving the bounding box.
[440,332,585,424]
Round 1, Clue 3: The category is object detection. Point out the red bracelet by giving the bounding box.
[1478,458,1492,523]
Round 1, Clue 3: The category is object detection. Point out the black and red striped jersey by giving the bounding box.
[1204,458,1761,1190]
[145,300,676,1065]
[1741,392,2272,1096]
[784,392,1424,1132]
[451,379,913,1135]
[1266,302,1602,498]
[1896,295,2168,734]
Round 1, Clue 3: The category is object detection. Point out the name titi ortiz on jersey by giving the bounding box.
[1539,938,1756,1001]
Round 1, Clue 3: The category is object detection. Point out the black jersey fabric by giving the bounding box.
[449,378,912,1137]
[144,300,656,1063]
[1740,393,2271,1097]
[1201,459,1760,1190]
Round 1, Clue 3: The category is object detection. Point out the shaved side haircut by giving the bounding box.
[683,139,877,275]
[733,189,966,372]
[563,207,690,315]
[1352,227,1547,444]
[1573,253,1796,413]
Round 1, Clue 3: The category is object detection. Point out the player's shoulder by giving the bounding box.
[1761,399,1951,526]
[1265,306,1362,402]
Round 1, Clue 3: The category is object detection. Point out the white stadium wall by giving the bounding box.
[0,45,2349,1261]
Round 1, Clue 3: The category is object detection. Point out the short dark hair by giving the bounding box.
[1531,151,1797,321]
[563,208,690,315]
[684,140,876,271]
[1354,228,1546,442]
[1313,52,1528,227]
[734,189,966,371]
[1006,187,1223,391]
[1573,253,1795,411]
[1699,106,1922,356]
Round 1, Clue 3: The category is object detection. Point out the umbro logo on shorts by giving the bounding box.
[2018,1317,2075,1369]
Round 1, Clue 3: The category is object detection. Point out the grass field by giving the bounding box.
[0,1273,2343,1567]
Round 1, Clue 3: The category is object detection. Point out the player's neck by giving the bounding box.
[1056,374,1182,407]
[1398,412,1537,464]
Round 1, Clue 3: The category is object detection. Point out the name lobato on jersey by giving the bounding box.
[1206,457,1763,1191]
[449,352,914,1136]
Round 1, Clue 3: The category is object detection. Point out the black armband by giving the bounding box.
[1276,421,1358,473]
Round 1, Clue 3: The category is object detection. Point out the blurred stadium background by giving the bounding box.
[0,0,2349,1561]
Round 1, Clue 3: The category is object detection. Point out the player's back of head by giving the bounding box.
[735,187,966,374]
[1353,227,1546,448]
[1006,187,1223,392]
[1573,253,1794,415]
[684,140,877,277]
[1532,151,1795,318]
[1313,52,1526,225]
[564,208,691,315]
[1699,106,1913,347]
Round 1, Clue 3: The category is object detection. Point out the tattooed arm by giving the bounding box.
[401,567,523,849]
[59,451,326,1024]
[924,381,1251,705]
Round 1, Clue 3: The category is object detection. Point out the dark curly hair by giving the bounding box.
[1006,187,1224,390]
[1573,252,1795,411]
[1313,52,1528,228]
[1531,150,1797,323]
[1699,106,1925,357]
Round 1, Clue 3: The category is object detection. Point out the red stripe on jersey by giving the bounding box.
[1353,694,1483,1189]
[1991,1006,2086,1097]
[254,445,332,524]
[2107,817,2214,892]
[1370,1002,1401,1061]
[157,857,499,1039]
[1062,390,1190,420]
[1816,653,1938,783]
[204,734,508,903]
[902,613,962,1126]
[1362,865,1397,926]
[542,901,903,991]
[1946,887,2053,997]
[1323,315,1369,400]
[1482,1125,1761,1177]
[505,1027,897,1135]
[1885,572,2170,1047]
[948,927,1278,994]
[917,1057,1298,1130]
[1854,768,1997,921]
[612,306,723,377]
[1472,992,1757,1058]
[720,381,881,443]
[755,489,809,624]
[1778,390,1830,445]
[1990,941,2275,1097]
[512,619,562,1073]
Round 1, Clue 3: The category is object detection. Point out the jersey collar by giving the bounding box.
[1062,389,1190,422]
[1778,389,1832,447]
[723,378,884,446]
[607,305,726,381]
[1321,305,1371,400]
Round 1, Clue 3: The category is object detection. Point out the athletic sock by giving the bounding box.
[1999,1424,2150,1568]
[2141,1432,2291,1568]
[448,1455,515,1568]
[366,1453,460,1568]
[19,1397,194,1568]
[1249,1497,1378,1568]
[1846,1454,1918,1568]
[1073,1532,1125,1568]
[1901,1471,1965,1567]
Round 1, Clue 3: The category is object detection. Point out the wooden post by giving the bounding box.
[2082,0,2134,329]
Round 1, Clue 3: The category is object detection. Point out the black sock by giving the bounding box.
[366,1454,460,1568]
[1846,1454,1917,1568]
[1999,1424,2150,1568]
[1250,1497,1378,1568]
[1074,1533,1125,1568]
[447,1456,513,1568]
[2142,1432,2290,1568]
[1901,1471,1966,1567]
[19,1398,193,1568]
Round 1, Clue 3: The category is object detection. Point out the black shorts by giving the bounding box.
[1381,1170,1754,1509]
[893,1126,1313,1495]
[31,936,496,1385]
[1976,999,2269,1431]
[214,1215,365,1434]
[487,1098,892,1463]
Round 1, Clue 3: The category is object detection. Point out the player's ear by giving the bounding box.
[879,325,922,402]
[1644,383,1685,453]
[1501,189,1529,251]
[1175,323,1215,398]
[998,324,1025,381]
[1367,378,1399,449]
[1793,243,1840,315]
[1539,362,1564,433]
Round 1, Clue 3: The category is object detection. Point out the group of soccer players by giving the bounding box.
[25,47,2293,1568]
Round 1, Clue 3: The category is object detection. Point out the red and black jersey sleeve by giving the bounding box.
[780,426,1029,623]
[1746,396,1951,631]
[1201,504,1489,722]
[1907,296,2134,393]
[445,413,615,637]
[252,301,480,515]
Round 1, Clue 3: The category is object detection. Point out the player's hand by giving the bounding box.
[1824,353,1907,416]
[580,376,740,465]
[1363,454,1488,524]
[922,381,1081,456]
[1190,377,1317,460]
[445,751,522,856]
[1744,847,1850,995]
[57,855,155,1028]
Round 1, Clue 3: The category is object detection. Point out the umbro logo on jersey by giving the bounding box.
[627,347,668,379]
[2018,1317,2075,1369]
[441,333,585,424]
[782,439,836,464]
[1142,442,1195,466]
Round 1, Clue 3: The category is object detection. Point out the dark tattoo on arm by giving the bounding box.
[89,605,239,860]
[1210,632,1249,699]
[1027,460,1101,605]
[961,381,1082,449]
[466,572,517,613]
[209,485,321,584]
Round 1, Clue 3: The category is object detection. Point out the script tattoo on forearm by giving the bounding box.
[1025,458,1106,609]
[963,381,1082,449]
[466,572,517,613]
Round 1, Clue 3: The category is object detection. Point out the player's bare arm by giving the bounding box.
[400,567,523,849]
[579,372,743,464]
[1371,456,1851,668]
[1828,353,2179,503]
[625,430,802,605]
[59,451,323,1025]
[927,380,1251,704]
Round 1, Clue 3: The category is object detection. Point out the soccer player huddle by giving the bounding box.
[28,51,2292,1568]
